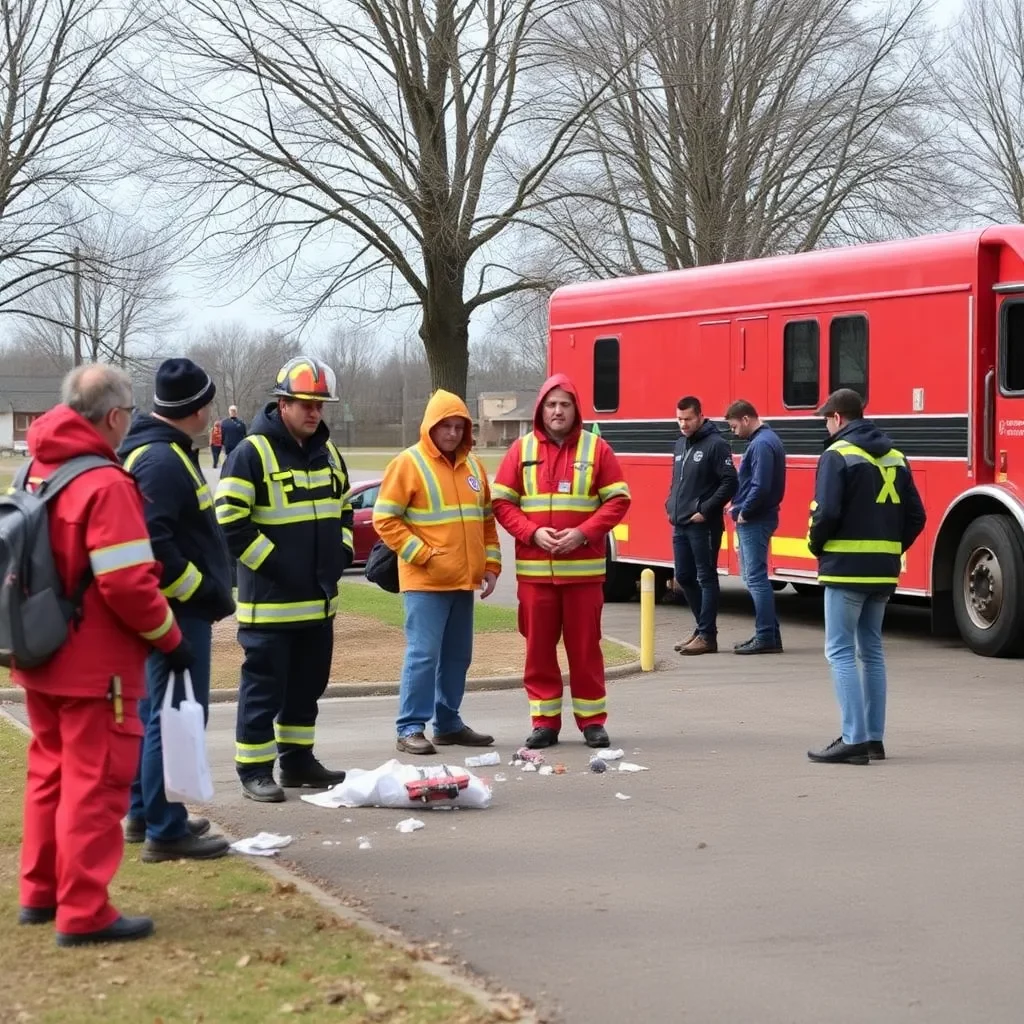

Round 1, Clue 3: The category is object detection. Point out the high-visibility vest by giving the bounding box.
[809,439,909,587]
[514,430,608,581]
[123,442,213,603]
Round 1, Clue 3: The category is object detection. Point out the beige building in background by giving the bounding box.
[476,390,536,447]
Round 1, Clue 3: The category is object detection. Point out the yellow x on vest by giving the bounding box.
[827,440,904,505]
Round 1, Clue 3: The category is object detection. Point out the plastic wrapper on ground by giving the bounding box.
[299,758,493,809]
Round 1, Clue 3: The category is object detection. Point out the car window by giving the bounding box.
[361,486,379,508]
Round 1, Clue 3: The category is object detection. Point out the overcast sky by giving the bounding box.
[161,0,967,355]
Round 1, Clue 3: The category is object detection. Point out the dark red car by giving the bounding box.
[346,478,382,567]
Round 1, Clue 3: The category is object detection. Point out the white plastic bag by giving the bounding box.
[161,669,214,804]
[300,758,492,809]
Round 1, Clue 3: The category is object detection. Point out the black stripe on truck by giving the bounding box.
[583,416,969,459]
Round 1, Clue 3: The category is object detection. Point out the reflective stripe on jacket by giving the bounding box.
[807,421,927,592]
[491,374,630,584]
[214,402,353,627]
[373,389,501,593]
[119,417,235,624]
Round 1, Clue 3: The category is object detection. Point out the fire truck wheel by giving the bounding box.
[603,560,638,602]
[792,583,820,598]
[952,514,1024,658]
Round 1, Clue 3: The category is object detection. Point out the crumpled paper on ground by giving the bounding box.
[230,832,294,856]
[299,758,492,809]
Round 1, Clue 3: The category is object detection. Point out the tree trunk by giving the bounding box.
[420,260,470,397]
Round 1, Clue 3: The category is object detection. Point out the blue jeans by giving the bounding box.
[672,521,722,639]
[737,519,781,644]
[128,617,212,841]
[823,587,889,745]
[397,590,474,738]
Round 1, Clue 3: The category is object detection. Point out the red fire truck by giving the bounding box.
[548,225,1024,658]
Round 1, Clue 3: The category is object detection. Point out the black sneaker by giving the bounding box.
[525,727,559,749]
[583,725,611,748]
[734,638,784,655]
[807,737,870,765]
[18,906,56,925]
[867,741,886,761]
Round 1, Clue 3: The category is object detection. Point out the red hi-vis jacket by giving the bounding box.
[491,374,630,584]
[10,406,182,700]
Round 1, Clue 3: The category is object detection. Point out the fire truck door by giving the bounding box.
[728,317,769,575]
[994,297,1024,485]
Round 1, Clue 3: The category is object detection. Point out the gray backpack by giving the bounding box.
[0,455,116,669]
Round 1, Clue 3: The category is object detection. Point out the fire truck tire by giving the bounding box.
[792,583,820,597]
[603,559,638,603]
[770,581,789,592]
[952,514,1024,658]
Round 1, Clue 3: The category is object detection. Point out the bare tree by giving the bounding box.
[0,0,149,315]
[938,0,1024,223]
[186,323,300,418]
[539,0,945,276]
[128,0,619,397]
[18,212,178,367]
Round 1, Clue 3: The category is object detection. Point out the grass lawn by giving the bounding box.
[0,718,510,1024]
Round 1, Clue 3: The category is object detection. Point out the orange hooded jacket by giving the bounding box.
[373,390,501,592]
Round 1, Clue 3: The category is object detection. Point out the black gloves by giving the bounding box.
[165,634,195,673]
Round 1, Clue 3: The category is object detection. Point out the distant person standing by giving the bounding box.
[220,405,247,459]
[806,389,926,766]
[725,400,787,654]
[209,418,223,469]
[666,396,738,656]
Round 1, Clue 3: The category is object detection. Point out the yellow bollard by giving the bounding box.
[640,568,655,671]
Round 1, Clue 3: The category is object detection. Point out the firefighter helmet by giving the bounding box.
[271,356,339,402]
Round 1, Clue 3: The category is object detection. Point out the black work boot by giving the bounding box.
[141,834,230,863]
[583,725,611,748]
[867,740,886,761]
[240,775,286,802]
[18,906,56,925]
[278,757,346,789]
[525,727,559,749]
[56,915,154,947]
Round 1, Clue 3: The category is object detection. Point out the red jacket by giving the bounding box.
[492,374,630,584]
[11,406,183,699]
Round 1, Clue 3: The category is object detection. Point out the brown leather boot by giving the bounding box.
[680,634,718,655]
[396,732,436,755]
[673,630,698,652]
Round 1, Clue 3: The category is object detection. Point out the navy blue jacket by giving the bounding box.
[118,416,235,623]
[215,404,353,629]
[730,424,786,523]
[220,416,247,452]
[808,420,926,593]
[666,419,738,527]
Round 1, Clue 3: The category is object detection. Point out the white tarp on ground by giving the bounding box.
[299,758,493,810]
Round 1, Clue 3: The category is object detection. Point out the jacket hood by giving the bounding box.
[252,401,330,452]
[830,419,894,457]
[533,373,581,433]
[690,418,720,444]
[118,413,195,458]
[26,405,119,463]
[419,389,473,459]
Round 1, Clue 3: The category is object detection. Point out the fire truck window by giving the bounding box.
[593,337,620,412]
[783,320,820,408]
[1002,303,1024,393]
[829,315,869,402]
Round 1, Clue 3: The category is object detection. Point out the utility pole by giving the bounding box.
[400,334,408,446]
[72,246,82,366]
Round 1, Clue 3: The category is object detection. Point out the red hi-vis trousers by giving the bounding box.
[20,691,142,935]
[517,581,607,732]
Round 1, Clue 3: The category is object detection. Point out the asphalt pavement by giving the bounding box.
[47,459,1009,1021]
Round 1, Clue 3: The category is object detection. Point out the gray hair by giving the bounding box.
[61,364,134,423]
